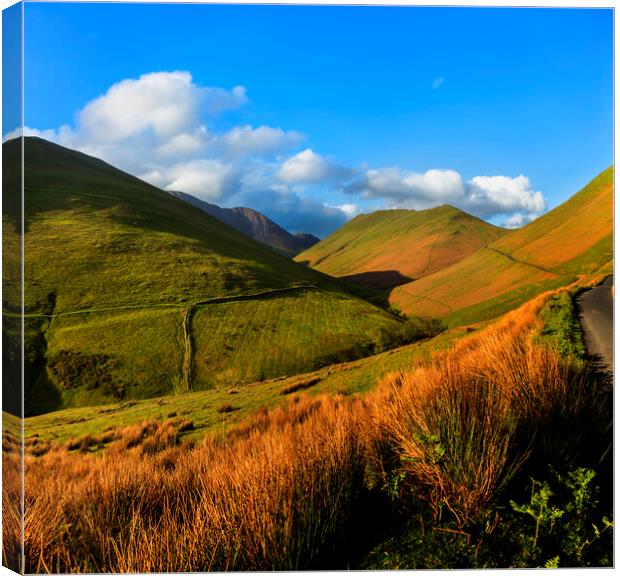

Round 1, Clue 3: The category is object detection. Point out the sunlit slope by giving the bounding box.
[14,137,399,413]
[295,206,507,289]
[390,167,613,326]
[22,137,324,312]
[492,167,613,272]
[24,322,475,447]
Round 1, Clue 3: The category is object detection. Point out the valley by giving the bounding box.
[2,6,613,572]
[388,167,613,325]
[3,137,612,428]
[2,137,613,572]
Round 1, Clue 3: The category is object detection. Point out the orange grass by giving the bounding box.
[16,288,610,572]
[23,395,367,572]
[371,291,609,527]
[2,429,22,572]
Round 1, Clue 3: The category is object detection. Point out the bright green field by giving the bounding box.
[38,307,185,408]
[27,288,398,414]
[23,323,475,448]
[192,289,397,387]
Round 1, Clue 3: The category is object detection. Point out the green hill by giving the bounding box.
[3,137,400,414]
[390,167,614,326]
[295,206,508,291]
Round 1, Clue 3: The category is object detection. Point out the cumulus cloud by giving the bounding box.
[159,159,237,200]
[504,212,539,229]
[9,72,240,172]
[235,188,352,237]
[349,166,545,223]
[465,175,545,217]
[3,125,71,142]
[221,125,305,156]
[278,149,352,184]
[156,127,209,157]
[278,149,329,183]
[12,71,305,203]
[77,71,207,141]
[71,72,245,146]
[202,85,248,115]
[357,167,465,207]
[332,203,360,219]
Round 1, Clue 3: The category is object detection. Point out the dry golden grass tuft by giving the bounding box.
[370,291,608,527]
[2,431,22,571]
[23,395,367,572]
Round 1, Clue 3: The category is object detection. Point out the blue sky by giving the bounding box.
[12,3,614,236]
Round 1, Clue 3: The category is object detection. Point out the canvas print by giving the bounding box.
[1,2,613,572]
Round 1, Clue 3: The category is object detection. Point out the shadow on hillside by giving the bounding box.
[340,270,413,291]
[330,270,413,309]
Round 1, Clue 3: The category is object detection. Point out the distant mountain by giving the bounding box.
[168,190,319,256]
[295,205,508,290]
[293,232,321,250]
[388,167,613,326]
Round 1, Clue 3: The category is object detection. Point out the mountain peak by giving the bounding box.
[167,190,318,256]
[295,202,508,290]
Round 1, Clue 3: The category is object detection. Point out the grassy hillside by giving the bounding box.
[9,137,400,413]
[295,205,508,290]
[23,322,474,448]
[390,167,613,326]
[2,138,22,415]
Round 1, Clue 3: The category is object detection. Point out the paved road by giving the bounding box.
[576,275,613,374]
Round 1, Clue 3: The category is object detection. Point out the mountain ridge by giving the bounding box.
[295,203,509,290]
[168,190,319,256]
[389,166,614,325]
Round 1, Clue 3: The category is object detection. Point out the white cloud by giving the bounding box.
[202,85,248,115]
[355,167,465,208]
[138,169,170,189]
[278,148,351,184]
[334,203,360,219]
[503,212,539,229]
[432,76,445,90]
[279,149,330,183]
[349,167,545,223]
[161,159,237,200]
[156,127,209,157]
[73,72,246,145]
[12,71,303,203]
[3,125,64,142]
[221,125,305,156]
[465,175,545,217]
[9,70,547,236]
[79,71,209,141]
